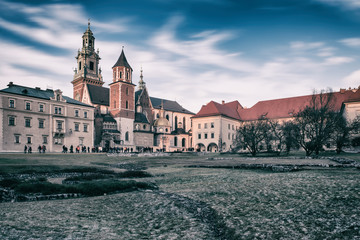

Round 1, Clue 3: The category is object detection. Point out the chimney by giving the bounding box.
[222,100,225,105]
[8,82,14,87]
[340,88,346,94]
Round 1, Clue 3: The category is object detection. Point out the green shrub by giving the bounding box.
[0,178,22,188]
[117,170,152,178]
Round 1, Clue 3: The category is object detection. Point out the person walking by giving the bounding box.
[24,145,27,154]
[38,145,42,153]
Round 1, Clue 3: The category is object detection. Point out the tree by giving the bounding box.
[295,90,336,156]
[233,120,267,156]
[280,121,300,155]
[332,115,360,153]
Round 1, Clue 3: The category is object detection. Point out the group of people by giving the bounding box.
[62,145,100,153]
[24,145,46,153]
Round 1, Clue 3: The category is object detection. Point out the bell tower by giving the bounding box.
[71,20,104,101]
[109,48,135,119]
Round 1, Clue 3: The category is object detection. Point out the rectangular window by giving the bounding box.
[9,99,15,108]
[232,125,234,130]
[25,118,31,128]
[228,124,230,129]
[54,138,62,145]
[90,61,94,70]
[83,124,88,132]
[43,136,48,144]
[14,135,20,144]
[8,116,15,126]
[38,119,44,128]
[204,133,208,139]
[198,133,201,139]
[211,133,214,138]
[27,136,32,144]
[55,107,62,115]
[79,138,84,145]
[204,123,208,129]
[75,123,79,131]
[57,121,63,130]
[84,111,88,118]
[228,133,231,140]
[75,109,79,117]
[198,123,201,129]
[211,122,214,128]
[25,102,31,110]
[39,104,44,112]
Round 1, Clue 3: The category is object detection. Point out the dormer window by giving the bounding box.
[56,94,60,101]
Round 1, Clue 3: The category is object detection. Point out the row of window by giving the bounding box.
[9,116,88,132]
[14,135,48,145]
[198,122,215,129]
[9,99,88,118]
[197,132,235,140]
[113,70,130,80]
[198,133,215,139]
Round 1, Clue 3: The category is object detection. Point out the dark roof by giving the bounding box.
[87,84,109,106]
[150,97,194,115]
[0,83,92,107]
[135,89,142,104]
[112,49,132,70]
[135,112,149,123]
[102,113,117,123]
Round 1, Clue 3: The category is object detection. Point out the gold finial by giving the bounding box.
[88,18,90,29]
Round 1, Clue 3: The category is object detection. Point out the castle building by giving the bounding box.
[192,89,360,152]
[73,24,194,152]
[0,82,94,152]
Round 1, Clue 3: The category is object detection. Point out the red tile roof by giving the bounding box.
[192,88,360,121]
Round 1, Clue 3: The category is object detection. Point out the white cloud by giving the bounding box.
[314,0,360,9]
[290,41,324,51]
[343,69,360,87]
[323,56,354,65]
[339,38,360,47]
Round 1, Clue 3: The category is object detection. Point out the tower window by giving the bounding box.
[126,101,129,109]
[119,71,122,79]
[125,131,129,141]
[126,87,129,96]
[79,62,81,70]
[90,61,94,70]
[113,100,116,108]
[89,40,92,48]
[126,72,129,80]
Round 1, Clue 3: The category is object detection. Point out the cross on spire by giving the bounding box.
[88,18,91,29]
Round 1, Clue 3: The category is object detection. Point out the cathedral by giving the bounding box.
[71,23,194,152]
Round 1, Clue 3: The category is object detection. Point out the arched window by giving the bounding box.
[166,114,169,120]
[174,116,178,130]
[126,101,129,109]
[182,138,186,147]
[79,62,82,70]
[119,71,122,79]
[174,137,178,146]
[156,113,160,118]
[183,117,186,130]
[126,87,129,96]
[89,40,92,47]
[125,131,129,141]
[126,72,129,80]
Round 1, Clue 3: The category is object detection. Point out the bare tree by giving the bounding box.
[234,120,267,156]
[281,121,300,154]
[332,114,360,154]
[295,90,336,156]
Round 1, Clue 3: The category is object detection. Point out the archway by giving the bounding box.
[196,143,206,152]
[207,143,218,152]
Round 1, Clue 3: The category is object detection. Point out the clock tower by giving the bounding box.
[71,20,104,101]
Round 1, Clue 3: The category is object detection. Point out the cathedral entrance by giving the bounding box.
[105,140,110,152]
[207,143,218,152]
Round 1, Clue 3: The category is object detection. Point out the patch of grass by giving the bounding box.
[117,170,152,178]
[63,170,153,182]
[13,179,156,196]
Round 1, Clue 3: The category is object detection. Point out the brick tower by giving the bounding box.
[71,21,103,101]
[109,48,135,146]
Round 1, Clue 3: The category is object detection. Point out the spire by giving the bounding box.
[88,18,91,30]
[138,67,146,90]
[112,48,132,70]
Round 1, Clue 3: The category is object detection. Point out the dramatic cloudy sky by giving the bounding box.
[1,0,360,112]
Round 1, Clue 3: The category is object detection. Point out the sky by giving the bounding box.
[1,0,360,113]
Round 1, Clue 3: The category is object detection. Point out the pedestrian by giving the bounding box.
[70,145,73,153]
[28,146,32,153]
[38,145,42,153]
[24,145,27,154]
[42,145,46,153]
